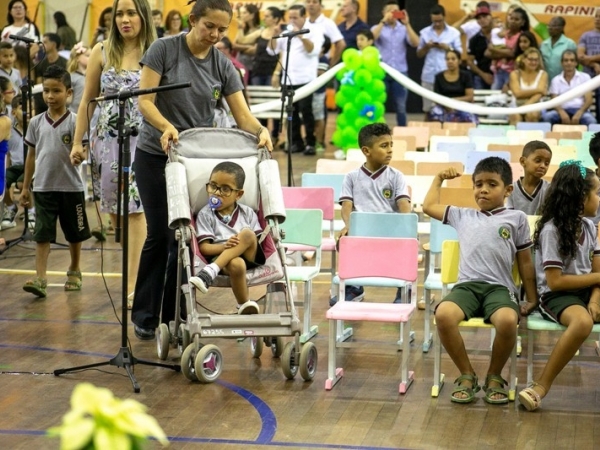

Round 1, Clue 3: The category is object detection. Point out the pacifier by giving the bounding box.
[209,195,222,210]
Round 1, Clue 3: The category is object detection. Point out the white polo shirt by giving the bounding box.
[309,13,344,44]
[267,20,324,85]
[549,70,591,110]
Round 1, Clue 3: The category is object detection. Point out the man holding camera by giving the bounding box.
[371,1,418,126]
[417,4,462,115]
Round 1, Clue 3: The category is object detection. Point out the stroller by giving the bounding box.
[159,127,318,383]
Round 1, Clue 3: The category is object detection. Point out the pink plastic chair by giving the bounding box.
[282,187,337,283]
[325,236,418,394]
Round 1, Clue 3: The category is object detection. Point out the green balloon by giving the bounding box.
[354,117,371,130]
[343,49,363,71]
[336,113,348,129]
[354,69,373,88]
[373,67,386,80]
[336,67,348,81]
[332,129,343,148]
[335,90,348,107]
[355,91,373,110]
[343,103,359,122]
[371,79,386,95]
[373,102,385,120]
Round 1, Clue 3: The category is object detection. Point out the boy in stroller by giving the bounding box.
[189,161,264,315]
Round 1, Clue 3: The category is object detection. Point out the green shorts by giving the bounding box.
[33,191,91,243]
[540,288,591,324]
[439,281,519,322]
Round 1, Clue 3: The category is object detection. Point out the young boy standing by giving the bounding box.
[1,95,26,230]
[20,65,90,298]
[423,157,537,404]
[0,43,22,92]
[330,122,411,305]
[189,162,264,315]
[506,140,552,215]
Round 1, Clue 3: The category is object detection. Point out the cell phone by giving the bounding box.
[392,10,406,20]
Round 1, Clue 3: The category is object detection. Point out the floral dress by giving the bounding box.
[92,49,143,215]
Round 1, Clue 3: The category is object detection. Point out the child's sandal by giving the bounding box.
[451,373,480,403]
[65,270,82,291]
[23,277,47,298]
[518,382,546,411]
[483,374,509,404]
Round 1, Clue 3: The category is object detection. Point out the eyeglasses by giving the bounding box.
[206,182,239,197]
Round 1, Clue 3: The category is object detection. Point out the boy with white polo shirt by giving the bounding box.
[330,123,411,305]
[423,157,537,404]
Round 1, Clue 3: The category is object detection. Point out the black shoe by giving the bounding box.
[303,145,316,155]
[189,269,213,294]
[134,325,155,340]
[286,143,304,154]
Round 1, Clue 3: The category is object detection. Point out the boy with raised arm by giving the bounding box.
[422,157,537,404]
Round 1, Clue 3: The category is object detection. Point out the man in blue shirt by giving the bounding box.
[371,1,419,126]
[417,5,462,115]
[338,0,369,51]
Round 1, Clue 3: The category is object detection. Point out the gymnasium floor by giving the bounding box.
[2,118,600,450]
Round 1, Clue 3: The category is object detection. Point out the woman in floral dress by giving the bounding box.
[71,0,156,307]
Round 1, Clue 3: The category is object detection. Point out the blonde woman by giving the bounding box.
[70,0,156,308]
[508,47,548,123]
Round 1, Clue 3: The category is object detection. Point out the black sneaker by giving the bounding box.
[286,143,304,154]
[189,269,213,294]
[303,145,316,155]
[329,285,365,306]
[134,324,155,340]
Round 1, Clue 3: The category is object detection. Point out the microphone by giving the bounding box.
[92,81,192,102]
[8,34,38,44]
[273,28,310,39]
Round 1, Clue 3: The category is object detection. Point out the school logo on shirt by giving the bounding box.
[211,84,222,101]
[498,226,511,240]
[382,188,392,199]
[62,133,72,145]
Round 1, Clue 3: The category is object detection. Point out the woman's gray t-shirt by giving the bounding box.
[138,34,244,155]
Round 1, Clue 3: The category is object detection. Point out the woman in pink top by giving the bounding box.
[485,7,530,90]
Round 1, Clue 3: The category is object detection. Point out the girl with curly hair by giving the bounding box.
[519,160,600,411]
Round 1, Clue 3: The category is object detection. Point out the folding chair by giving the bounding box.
[465,150,510,173]
[516,122,551,133]
[282,186,337,286]
[333,212,418,344]
[282,209,323,343]
[325,236,418,393]
[431,240,518,400]
[301,172,345,232]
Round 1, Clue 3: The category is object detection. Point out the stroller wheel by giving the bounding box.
[195,344,223,383]
[281,342,298,380]
[250,336,263,358]
[156,323,170,360]
[299,342,318,381]
[181,343,200,381]
[271,337,284,358]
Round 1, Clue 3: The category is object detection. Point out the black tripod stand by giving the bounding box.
[54,82,190,392]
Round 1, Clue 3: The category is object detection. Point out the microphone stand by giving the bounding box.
[1,39,36,256]
[54,82,190,393]
[279,34,296,187]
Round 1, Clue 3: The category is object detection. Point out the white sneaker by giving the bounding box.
[27,211,35,230]
[1,206,16,230]
[238,300,259,315]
